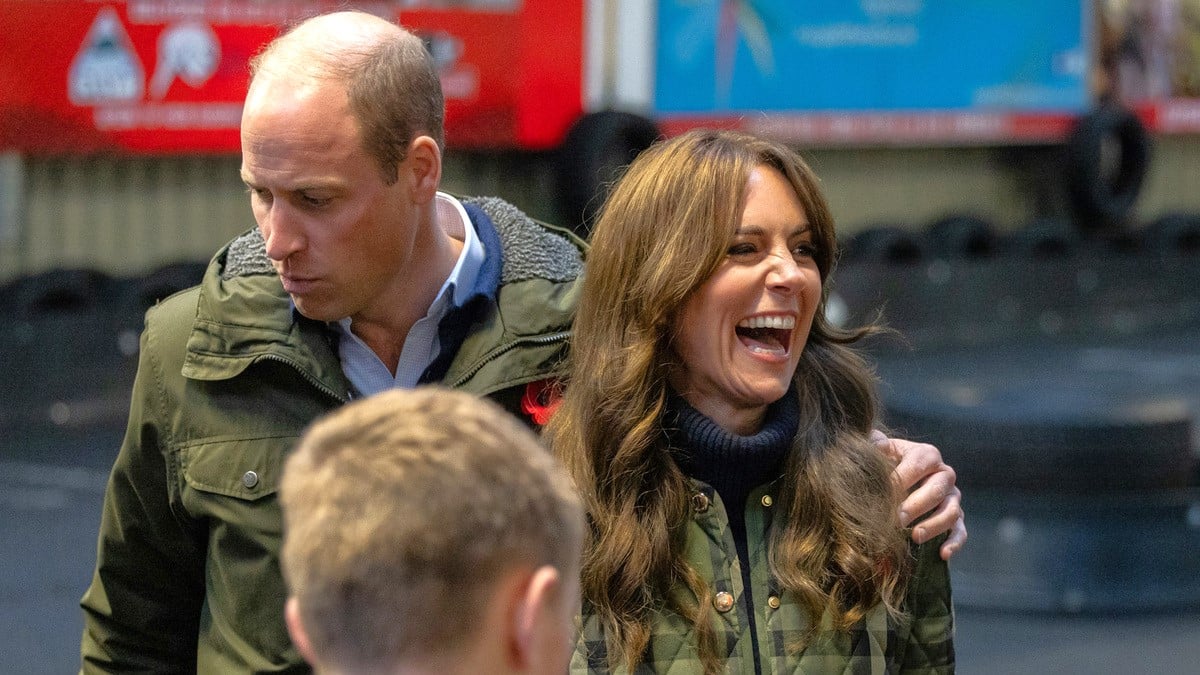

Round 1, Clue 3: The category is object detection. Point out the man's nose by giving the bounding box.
[261,203,305,261]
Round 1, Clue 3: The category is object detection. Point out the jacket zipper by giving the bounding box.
[451,331,570,388]
[258,353,349,404]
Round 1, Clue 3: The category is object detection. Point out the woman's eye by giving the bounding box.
[793,244,817,258]
[728,243,756,256]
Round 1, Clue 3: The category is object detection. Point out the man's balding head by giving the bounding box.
[248,10,444,183]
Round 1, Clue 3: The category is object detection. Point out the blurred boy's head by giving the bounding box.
[280,387,583,675]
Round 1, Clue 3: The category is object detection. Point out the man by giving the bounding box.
[80,10,963,673]
[279,387,583,675]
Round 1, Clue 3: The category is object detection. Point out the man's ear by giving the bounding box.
[511,565,563,670]
[285,596,320,668]
[403,135,442,204]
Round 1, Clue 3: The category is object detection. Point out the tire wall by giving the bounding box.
[2,135,1200,284]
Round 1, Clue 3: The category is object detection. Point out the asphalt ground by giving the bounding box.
[3,441,1198,674]
[3,253,1198,673]
[2,370,1197,674]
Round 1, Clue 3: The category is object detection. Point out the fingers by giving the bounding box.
[890,439,945,494]
[908,485,963,547]
[871,430,902,464]
[873,433,967,558]
[899,463,957,526]
[939,512,968,561]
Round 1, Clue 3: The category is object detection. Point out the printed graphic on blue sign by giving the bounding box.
[654,0,1090,114]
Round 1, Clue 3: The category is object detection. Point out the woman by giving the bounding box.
[546,130,954,674]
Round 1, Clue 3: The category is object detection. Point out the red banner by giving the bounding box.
[0,0,583,154]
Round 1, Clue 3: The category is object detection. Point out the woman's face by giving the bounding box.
[668,164,822,435]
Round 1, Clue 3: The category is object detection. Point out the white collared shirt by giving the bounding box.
[335,192,485,395]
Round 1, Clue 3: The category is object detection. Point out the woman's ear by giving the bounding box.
[285,596,320,667]
[403,135,442,203]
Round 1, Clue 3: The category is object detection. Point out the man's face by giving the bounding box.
[240,74,417,324]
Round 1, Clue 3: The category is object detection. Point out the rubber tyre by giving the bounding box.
[926,214,998,259]
[1142,212,1200,254]
[1064,105,1151,231]
[841,225,925,264]
[9,268,114,315]
[1005,216,1078,258]
[133,260,207,311]
[554,111,661,236]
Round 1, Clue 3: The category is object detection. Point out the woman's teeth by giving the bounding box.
[737,315,795,329]
[735,315,793,356]
[746,342,786,355]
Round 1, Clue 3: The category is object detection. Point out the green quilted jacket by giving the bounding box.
[80,197,584,674]
[572,480,955,674]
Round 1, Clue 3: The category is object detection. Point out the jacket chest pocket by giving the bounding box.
[179,436,296,543]
[181,437,293,499]
[178,438,297,663]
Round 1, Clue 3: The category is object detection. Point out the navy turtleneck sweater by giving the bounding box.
[664,386,800,672]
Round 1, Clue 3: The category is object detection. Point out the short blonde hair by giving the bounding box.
[281,387,583,672]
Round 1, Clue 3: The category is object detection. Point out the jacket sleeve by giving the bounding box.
[897,533,955,673]
[79,309,208,673]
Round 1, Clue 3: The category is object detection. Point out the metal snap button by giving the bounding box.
[767,595,781,609]
[713,591,735,613]
[242,471,259,489]
[692,492,710,513]
[761,494,773,507]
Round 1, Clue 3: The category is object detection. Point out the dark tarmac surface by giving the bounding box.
[2,254,1199,673]
[3,410,1198,674]
[2,425,120,675]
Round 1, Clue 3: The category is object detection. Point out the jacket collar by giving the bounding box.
[179,196,584,395]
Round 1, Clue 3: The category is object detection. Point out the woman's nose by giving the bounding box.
[766,252,803,292]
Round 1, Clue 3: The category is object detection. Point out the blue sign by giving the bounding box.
[654,0,1090,114]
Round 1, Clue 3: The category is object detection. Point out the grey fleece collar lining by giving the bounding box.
[220,196,583,284]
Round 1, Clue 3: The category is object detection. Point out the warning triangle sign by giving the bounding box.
[68,7,145,105]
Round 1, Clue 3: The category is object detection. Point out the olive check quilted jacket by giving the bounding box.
[571,479,954,674]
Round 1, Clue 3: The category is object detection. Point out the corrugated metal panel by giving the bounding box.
[0,152,24,279]
[8,155,249,283]
[4,141,1200,285]
[3,151,558,285]
[442,150,558,223]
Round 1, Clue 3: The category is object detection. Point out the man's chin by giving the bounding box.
[290,296,340,323]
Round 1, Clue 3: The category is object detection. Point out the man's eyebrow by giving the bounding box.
[237,175,342,193]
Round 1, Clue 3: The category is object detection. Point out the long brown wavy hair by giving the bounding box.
[545,130,910,674]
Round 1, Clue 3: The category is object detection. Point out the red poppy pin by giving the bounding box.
[520,379,562,426]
